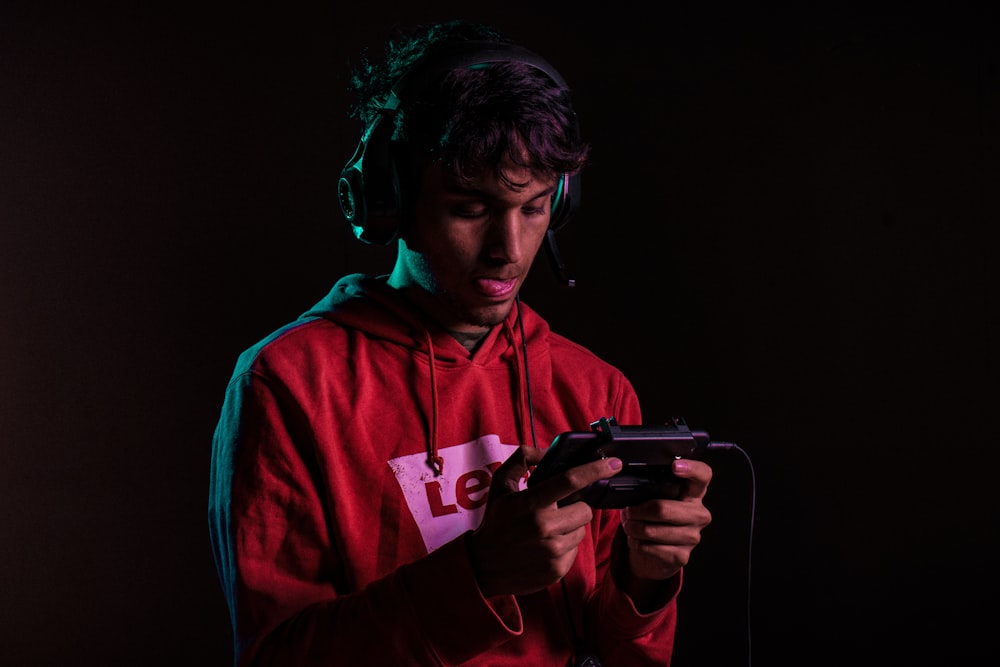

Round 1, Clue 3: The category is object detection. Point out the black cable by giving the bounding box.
[517,297,754,667]
[706,441,756,667]
[516,295,598,667]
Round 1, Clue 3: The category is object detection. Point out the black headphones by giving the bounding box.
[337,40,582,246]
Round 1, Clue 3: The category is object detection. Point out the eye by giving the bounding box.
[451,206,489,219]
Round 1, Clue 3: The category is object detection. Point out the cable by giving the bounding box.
[707,441,756,667]
[518,296,754,666]
[517,295,601,667]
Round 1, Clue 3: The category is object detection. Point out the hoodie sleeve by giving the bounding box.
[208,368,530,667]
[589,522,681,665]
[586,387,682,665]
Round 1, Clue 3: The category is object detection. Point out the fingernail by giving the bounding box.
[607,457,623,471]
[674,459,690,473]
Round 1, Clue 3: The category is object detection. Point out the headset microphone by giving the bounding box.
[544,229,575,288]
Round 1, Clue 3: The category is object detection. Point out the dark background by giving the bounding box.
[2,1,996,665]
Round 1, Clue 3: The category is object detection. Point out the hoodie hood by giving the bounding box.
[299,273,549,367]
[301,273,426,348]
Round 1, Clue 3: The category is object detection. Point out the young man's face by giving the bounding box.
[389,159,559,336]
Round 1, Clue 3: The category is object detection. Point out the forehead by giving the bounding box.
[429,158,559,197]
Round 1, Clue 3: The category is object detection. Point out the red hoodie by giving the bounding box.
[209,274,680,666]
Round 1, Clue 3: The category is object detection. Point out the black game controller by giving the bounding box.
[527,416,711,508]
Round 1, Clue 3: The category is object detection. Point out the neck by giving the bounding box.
[449,328,490,353]
[387,273,498,352]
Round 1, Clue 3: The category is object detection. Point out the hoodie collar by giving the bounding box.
[300,273,545,475]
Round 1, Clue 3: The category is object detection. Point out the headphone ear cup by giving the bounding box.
[337,112,403,245]
[340,41,584,244]
[549,172,581,232]
[337,160,367,236]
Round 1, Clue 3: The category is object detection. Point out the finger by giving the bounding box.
[627,540,691,580]
[528,456,623,508]
[622,498,713,533]
[521,446,547,467]
[670,459,712,499]
[489,446,537,496]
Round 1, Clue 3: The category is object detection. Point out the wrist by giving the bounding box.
[611,530,681,613]
[618,561,677,613]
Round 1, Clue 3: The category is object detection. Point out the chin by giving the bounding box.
[466,301,515,328]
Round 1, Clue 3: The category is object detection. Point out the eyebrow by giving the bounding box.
[442,181,558,202]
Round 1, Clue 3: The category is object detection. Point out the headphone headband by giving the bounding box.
[390,41,570,102]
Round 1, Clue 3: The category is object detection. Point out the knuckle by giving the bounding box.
[562,464,592,488]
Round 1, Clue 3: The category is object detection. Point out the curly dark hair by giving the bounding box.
[347,20,590,190]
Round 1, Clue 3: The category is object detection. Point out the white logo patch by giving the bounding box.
[387,434,523,552]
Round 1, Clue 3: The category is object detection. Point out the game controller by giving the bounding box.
[527,416,711,508]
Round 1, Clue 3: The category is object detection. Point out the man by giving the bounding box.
[209,19,713,666]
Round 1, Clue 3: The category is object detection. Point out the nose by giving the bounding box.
[484,210,525,264]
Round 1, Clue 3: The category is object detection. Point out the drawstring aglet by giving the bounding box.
[427,455,445,477]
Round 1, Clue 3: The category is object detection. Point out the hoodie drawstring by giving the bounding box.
[502,299,536,451]
[423,330,444,476]
[423,300,533,477]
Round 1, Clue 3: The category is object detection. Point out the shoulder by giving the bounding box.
[232,316,348,378]
[547,329,628,378]
[517,299,627,377]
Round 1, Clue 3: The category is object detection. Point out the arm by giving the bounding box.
[619,458,714,596]
[590,458,714,664]
[471,444,705,666]
[208,371,526,666]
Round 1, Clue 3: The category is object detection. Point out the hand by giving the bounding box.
[466,445,624,597]
[621,459,714,583]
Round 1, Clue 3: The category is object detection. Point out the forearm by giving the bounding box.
[212,376,523,665]
[237,536,522,666]
[618,563,681,614]
[586,527,681,665]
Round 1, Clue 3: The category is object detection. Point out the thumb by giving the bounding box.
[490,446,544,497]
